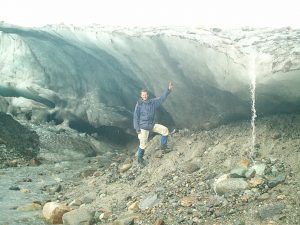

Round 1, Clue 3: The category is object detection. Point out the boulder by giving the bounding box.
[42,202,71,224]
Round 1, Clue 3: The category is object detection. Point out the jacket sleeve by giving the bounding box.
[153,89,171,108]
[133,102,140,131]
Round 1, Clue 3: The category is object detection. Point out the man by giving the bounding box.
[133,82,173,165]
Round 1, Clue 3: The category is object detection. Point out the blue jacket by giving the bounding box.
[133,89,171,131]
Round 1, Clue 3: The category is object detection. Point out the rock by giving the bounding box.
[48,184,62,195]
[98,207,112,221]
[30,157,41,166]
[245,168,256,179]
[182,162,200,174]
[20,188,31,193]
[230,167,247,178]
[257,193,270,202]
[128,201,140,212]
[233,221,245,225]
[154,150,163,158]
[239,159,250,168]
[276,194,286,200]
[16,202,42,211]
[81,192,97,204]
[251,164,266,176]
[112,213,141,225]
[139,194,159,210]
[5,159,19,167]
[268,174,286,188]
[42,202,71,224]
[80,169,97,178]
[257,203,285,220]
[214,178,248,195]
[248,177,265,188]
[272,132,281,140]
[62,207,94,225]
[119,163,132,173]
[99,211,112,220]
[21,177,32,182]
[153,218,165,225]
[9,186,20,191]
[180,196,197,207]
[69,199,82,207]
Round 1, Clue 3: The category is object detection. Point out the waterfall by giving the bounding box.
[249,51,257,153]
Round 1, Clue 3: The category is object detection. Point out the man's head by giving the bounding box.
[140,89,148,101]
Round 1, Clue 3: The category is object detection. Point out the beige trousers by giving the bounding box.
[138,124,169,149]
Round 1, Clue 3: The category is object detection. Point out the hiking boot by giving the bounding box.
[137,157,146,167]
[160,144,172,153]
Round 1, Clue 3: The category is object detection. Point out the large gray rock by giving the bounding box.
[214,177,249,195]
[0,24,299,132]
[62,208,94,225]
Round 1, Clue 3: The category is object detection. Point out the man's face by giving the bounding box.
[141,91,148,101]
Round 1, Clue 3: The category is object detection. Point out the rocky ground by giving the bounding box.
[1,113,300,225]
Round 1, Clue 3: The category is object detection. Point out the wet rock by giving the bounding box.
[62,207,94,225]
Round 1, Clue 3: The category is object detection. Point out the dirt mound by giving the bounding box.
[0,112,40,166]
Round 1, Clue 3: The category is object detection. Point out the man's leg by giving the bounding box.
[137,129,149,165]
[152,124,170,152]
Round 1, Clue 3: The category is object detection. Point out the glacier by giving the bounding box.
[0,23,300,133]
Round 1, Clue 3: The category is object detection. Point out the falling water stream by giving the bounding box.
[249,51,257,154]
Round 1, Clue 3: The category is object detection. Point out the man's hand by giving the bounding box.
[168,82,174,91]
